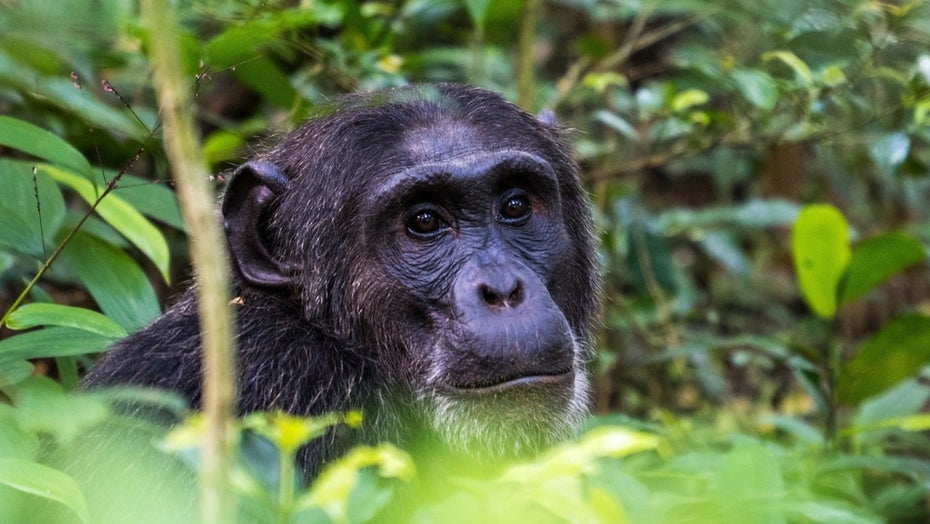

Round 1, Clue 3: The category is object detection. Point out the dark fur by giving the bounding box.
[83,84,600,476]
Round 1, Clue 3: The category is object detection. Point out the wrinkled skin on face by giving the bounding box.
[83,83,600,473]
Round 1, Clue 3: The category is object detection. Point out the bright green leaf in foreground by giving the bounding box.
[0,458,90,523]
[300,444,415,521]
[791,204,851,318]
[839,314,930,404]
[839,232,925,304]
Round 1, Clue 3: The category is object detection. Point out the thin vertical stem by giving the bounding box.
[140,1,237,522]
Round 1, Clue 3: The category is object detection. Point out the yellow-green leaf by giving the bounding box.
[41,165,170,282]
[0,458,90,523]
[671,89,710,112]
[791,204,850,318]
[763,50,813,85]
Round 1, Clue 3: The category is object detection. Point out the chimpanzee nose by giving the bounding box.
[479,278,524,309]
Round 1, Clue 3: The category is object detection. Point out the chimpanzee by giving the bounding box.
[83,83,600,476]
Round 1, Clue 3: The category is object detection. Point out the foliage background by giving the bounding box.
[1,0,930,522]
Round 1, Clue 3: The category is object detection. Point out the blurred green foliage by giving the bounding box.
[1,0,930,521]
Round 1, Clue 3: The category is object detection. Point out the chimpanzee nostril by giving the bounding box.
[479,280,524,308]
[480,284,502,307]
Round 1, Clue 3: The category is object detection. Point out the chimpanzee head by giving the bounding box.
[222,84,600,460]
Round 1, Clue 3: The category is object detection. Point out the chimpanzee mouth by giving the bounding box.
[445,369,574,395]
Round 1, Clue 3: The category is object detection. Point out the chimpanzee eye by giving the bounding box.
[406,207,447,237]
[499,194,532,222]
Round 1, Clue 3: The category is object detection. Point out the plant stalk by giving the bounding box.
[140,1,238,522]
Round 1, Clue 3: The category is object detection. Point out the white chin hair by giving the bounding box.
[423,365,590,460]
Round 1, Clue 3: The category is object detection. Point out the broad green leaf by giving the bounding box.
[839,314,930,404]
[11,377,109,444]
[791,204,850,318]
[763,50,813,85]
[0,116,92,176]
[0,327,114,363]
[58,232,160,330]
[231,56,298,110]
[0,361,34,389]
[205,9,331,67]
[42,165,171,282]
[114,174,185,231]
[717,441,784,519]
[0,458,89,523]
[732,69,778,111]
[839,232,925,304]
[0,160,66,258]
[7,303,128,339]
[203,131,245,168]
[0,50,148,139]
[855,380,930,432]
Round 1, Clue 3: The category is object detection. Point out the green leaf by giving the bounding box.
[114,174,185,231]
[230,56,298,110]
[0,458,89,523]
[0,116,92,176]
[671,89,710,112]
[732,69,778,111]
[763,50,813,85]
[7,303,128,338]
[594,110,637,140]
[839,232,925,304]
[0,361,35,389]
[58,232,160,330]
[42,165,171,282]
[11,377,109,444]
[717,441,785,519]
[0,50,149,140]
[791,204,850,319]
[0,327,114,363]
[839,314,930,404]
[0,160,66,258]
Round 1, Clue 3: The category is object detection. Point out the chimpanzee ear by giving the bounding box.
[536,109,557,127]
[222,160,295,289]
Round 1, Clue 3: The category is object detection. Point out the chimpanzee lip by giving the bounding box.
[444,369,574,395]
